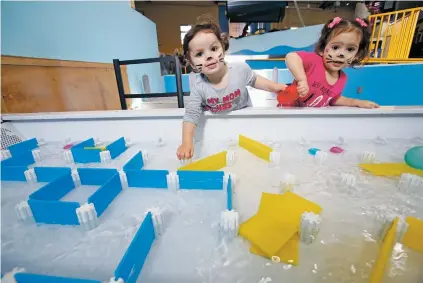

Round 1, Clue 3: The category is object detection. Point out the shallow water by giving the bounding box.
[2,137,423,282]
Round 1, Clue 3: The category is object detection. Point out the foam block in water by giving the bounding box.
[402,216,423,253]
[239,135,273,162]
[250,233,300,265]
[178,151,227,171]
[369,217,399,283]
[359,163,423,177]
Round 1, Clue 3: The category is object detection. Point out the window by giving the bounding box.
[180,25,192,45]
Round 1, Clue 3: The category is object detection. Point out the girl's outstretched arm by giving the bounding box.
[333,96,379,108]
[254,75,287,93]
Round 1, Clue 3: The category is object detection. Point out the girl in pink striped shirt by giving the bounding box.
[284,17,379,108]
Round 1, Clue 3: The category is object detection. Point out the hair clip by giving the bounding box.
[328,17,342,28]
[355,18,368,27]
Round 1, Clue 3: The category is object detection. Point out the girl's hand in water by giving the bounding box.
[177,142,194,160]
[297,80,309,97]
[356,100,380,109]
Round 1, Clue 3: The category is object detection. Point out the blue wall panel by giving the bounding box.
[15,273,101,283]
[126,170,169,188]
[88,174,122,217]
[7,138,38,156]
[28,199,80,225]
[1,166,28,181]
[123,152,144,171]
[29,174,75,201]
[114,212,155,283]
[78,168,118,186]
[34,167,72,182]
[106,137,127,159]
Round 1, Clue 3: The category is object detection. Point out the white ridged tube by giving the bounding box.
[166,172,179,192]
[300,212,322,244]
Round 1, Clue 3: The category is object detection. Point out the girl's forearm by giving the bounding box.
[333,96,358,107]
[182,122,196,145]
[286,52,307,82]
[254,75,286,93]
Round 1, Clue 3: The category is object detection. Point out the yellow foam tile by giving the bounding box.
[239,135,273,162]
[239,214,297,257]
[250,233,300,265]
[258,192,322,227]
[178,151,226,171]
[359,163,423,177]
[370,217,399,283]
[401,216,423,253]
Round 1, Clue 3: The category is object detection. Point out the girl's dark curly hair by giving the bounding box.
[315,18,371,67]
[182,14,229,63]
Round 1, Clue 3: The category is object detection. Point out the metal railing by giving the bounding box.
[368,7,422,60]
[113,55,189,110]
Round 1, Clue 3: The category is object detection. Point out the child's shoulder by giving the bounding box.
[296,51,321,60]
[227,61,250,71]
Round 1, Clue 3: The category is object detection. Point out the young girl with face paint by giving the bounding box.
[177,15,287,160]
[285,17,379,108]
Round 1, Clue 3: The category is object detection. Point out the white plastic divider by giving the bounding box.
[118,170,128,189]
[226,150,236,166]
[71,169,81,187]
[24,168,37,183]
[1,150,12,161]
[300,212,322,244]
[361,151,376,163]
[15,201,33,221]
[398,173,423,194]
[100,151,112,163]
[32,149,41,162]
[63,150,74,164]
[76,203,99,231]
[166,172,179,192]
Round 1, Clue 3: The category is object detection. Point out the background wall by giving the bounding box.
[228,25,323,55]
[1,0,164,94]
[164,63,423,106]
[136,1,218,54]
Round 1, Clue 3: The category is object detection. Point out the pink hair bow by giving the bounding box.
[356,18,368,27]
[328,17,342,28]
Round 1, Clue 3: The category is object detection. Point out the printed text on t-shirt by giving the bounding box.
[205,89,241,112]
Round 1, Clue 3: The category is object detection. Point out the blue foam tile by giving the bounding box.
[77,168,118,186]
[1,165,28,181]
[8,138,38,156]
[177,170,225,182]
[34,167,72,182]
[14,272,101,283]
[179,178,223,190]
[71,148,101,163]
[178,170,224,190]
[1,150,35,167]
[88,173,122,217]
[28,199,80,225]
[106,137,127,159]
[29,174,75,201]
[114,212,155,283]
[126,169,169,188]
[123,151,144,171]
[227,176,233,211]
[73,138,95,148]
